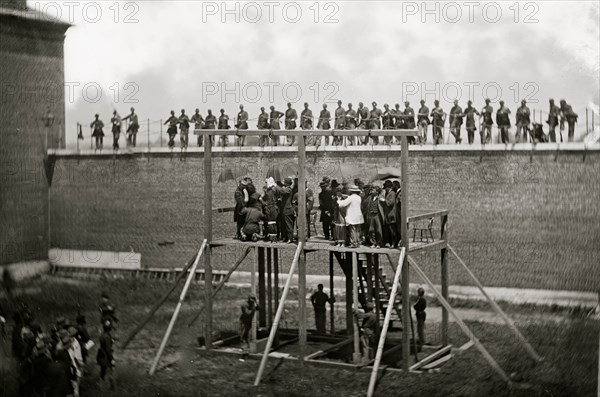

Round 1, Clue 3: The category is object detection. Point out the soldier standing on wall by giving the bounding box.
[546,99,560,143]
[90,114,105,151]
[257,107,270,147]
[178,109,190,150]
[449,100,463,144]
[235,104,249,147]
[270,105,285,146]
[191,108,204,147]
[163,111,178,149]
[430,100,446,145]
[417,100,430,144]
[480,98,494,144]
[300,103,314,144]
[345,103,357,145]
[403,101,417,145]
[285,103,298,146]
[204,109,217,147]
[496,100,511,144]
[463,100,479,144]
[369,102,382,145]
[334,100,346,146]
[559,99,578,142]
[110,110,122,151]
[515,100,531,143]
[122,107,139,148]
[357,102,369,145]
[218,109,230,147]
[317,104,331,146]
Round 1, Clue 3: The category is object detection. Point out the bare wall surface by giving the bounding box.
[48,149,600,292]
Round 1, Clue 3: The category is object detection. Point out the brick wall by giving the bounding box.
[0,9,69,266]
[48,149,600,292]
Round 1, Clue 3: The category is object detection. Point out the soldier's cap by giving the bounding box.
[319,181,329,187]
[467,100,472,104]
[404,101,409,105]
[113,110,117,114]
[181,109,185,112]
[322,176,331,183]
[499,100,505,104]
[195,108,200,112]
[372,101,377,106]
[485,98,490,103]
[521,100,526,104]
[454,99,458,104]
[434,99,440,104]
[240,104,244,108]
[170,110,175,114]
[270,105,275,109]
[348,103,352,106]
[260,107,265,110]
[384,103,389,107]
[337,100,342,104]
[323,103,327,108]
[304,102,309,106]
[417,287,425,295]
[383,180,393,188]
[130,107,135,111]
[549,98,554,102]
[94,113,99,117]
[420,99,425,103]
[288,102,292,106]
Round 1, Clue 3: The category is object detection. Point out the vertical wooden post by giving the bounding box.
[298,134,307,354]
[373,254,380,336]
[204,131,213,350]
[273,248,280,346]
[352,252,361,363]
[400,135,410,371]
[251,247,258,353]
[345,254,353,334]
[441,214,449,346]
[258,247,266,327]
[267,248,273,327]
[329,252,335,334]
[366,254,373,302]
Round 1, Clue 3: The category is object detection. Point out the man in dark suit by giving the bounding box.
[496,100,511,144]
[277,178,295,243]
[285,103,298,146]
[236,104,249,146]
[381,180,398,248]
[318,178,334,240]
[560,99,578,142]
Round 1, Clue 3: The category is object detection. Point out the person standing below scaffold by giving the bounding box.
[559,99,578,142]
[417,99,430,144]
[178,109,190,150]
[369,102,382,145]
[257,107,270,147]
[496,100,512,144]
[164,110,178,149]
[430,100,446,145]
[122,107,139,148]
[449,100,463,144]
[96,320,115,390]
[337,185,364,248]
[414,287,427,346]
[110,110,122,151]
[300,103,314,144]
[515,100,531,143]
[480,98,494,144]
[353,301,376,361]
[546,99,560,143]
[317,104,331,146]
[90,114,105,151]
[463,100,479,144]
[218,108,230,147]
[240,294,259,354]
[311,284,334,334]
[191,108,204,147]
[334,100,346,146]
[285,102,298,146]
[235,104,249,146]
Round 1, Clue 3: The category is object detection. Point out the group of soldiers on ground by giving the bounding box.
[233,175,405,249]
[87,98,579,151]
[3,287,117,397]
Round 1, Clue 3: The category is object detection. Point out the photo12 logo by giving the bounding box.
[201,81,340,104]
[23,1,140,24]
[400,1,540,24]
[200,1,340,23]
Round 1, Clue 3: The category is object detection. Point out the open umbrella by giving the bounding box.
[218,165,248,184]
[370,166,402,182]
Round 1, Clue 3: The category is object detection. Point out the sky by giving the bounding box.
[27,1,600,145]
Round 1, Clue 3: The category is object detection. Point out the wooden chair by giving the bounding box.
[412,218,434,243]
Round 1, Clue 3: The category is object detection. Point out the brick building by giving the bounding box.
[0,0,69,268]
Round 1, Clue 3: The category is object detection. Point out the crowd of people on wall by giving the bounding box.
[86,98,579,151]
[233,175,403,249]
[2,287,117,397]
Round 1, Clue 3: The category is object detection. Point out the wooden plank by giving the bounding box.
[267,248,273,328]
[407,210,449,223]
[422,354,453,370]
[251,247,258,353]
[305,338,353,361]
[149,240,207,375]
[408,255,513,386]
[204,129,213,350]
[367,248,405,397]
[400,136,410,373]
[298,135,307,354]
[258,247,266,328]
[352,252,360,363]
[409,345,452,370]
[329,252,335,334]
[448,244,542,362]
[457,340,474,352]
[441,214,449,346]
[254,243,304,386]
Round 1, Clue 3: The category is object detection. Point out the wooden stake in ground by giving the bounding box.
[148,240,207,375]
[367,248,405,397]
[254,243,303,386]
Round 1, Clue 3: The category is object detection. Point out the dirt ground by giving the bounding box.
[1,277,598,397]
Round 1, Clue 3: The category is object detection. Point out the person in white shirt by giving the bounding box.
[337,185,364,248]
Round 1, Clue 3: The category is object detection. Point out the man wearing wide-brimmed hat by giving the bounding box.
[318,177,334,240]
[337,185,364,248]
